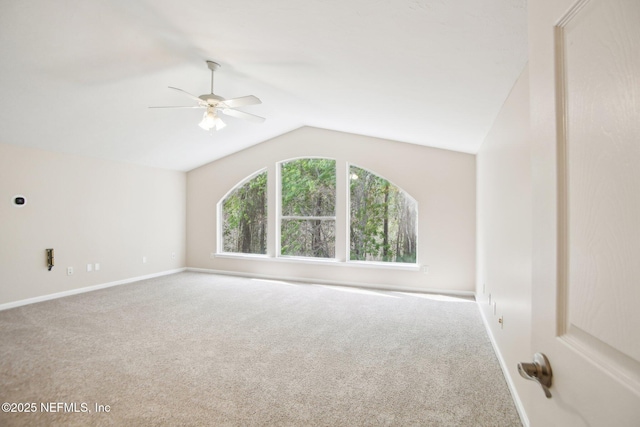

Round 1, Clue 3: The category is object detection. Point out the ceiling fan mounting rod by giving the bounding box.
[206,60,220,94]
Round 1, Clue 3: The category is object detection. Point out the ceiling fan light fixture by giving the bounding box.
[199,108,225,131]
[215,116,226,131]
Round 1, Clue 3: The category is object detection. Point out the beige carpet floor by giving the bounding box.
[0,272,521,426]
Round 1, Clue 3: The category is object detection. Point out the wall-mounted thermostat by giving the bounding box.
[13,195,27,207]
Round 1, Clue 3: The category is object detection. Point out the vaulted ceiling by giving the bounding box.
[0,0,527,171]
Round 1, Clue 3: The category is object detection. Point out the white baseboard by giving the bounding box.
[0,268,187,311]
[477,299,530,427]
[187,267,476,298]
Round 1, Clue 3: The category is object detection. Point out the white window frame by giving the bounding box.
[214,160,420,270]
[277,157,337,260]
[346,163,419,265]
[217,168,269,257]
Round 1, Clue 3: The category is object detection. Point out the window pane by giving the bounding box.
[222,171,267,254]
[281,219,335,258]
[350,166,417,263]
[281,158,336,216]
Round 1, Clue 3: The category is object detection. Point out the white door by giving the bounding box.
[529,0,640,425]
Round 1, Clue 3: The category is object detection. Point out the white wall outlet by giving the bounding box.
[488,293,491,305]
[87,263,92,272]
[142,256,147,264]
[210,252,215,259]
[171,252,176,259]
[422,265,429,274]
[95,263,100,271]
[67,267,74,276]
[498,316,504,329]
[493,301,497,315]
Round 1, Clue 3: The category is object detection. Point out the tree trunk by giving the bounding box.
[382,183,389,261]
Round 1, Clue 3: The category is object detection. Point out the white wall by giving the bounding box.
[476,65,532,423]
[187,126,476,292]
[0,143,186,305]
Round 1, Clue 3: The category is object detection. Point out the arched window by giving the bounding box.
[279,158,336,258]
[349,165,417,263]
[218,161,417,265]
[220,170,267,254]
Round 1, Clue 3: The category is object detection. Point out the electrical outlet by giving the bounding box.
[488,293,491,305]
[142,256,147,264]
[422,265,429,274]
[171,252,176,260]
[210,252,215,259]
[87,263,92,272]
[493,301,497,315]
[95,263,100,271]
[67,267,74,276]
[498,316,504,329]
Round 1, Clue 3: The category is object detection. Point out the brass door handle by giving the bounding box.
[518,353,553,398]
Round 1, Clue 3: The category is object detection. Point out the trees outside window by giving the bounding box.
[280,158,336,258]
[349,165,417,263]
[219,161,417,264]
[221,170,267,254]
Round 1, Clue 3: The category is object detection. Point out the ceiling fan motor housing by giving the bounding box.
[199,93,225,106]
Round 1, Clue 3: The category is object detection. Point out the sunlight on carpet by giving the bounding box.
[0,272,521,427]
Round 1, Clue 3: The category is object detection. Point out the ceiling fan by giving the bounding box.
[150,60,265,131]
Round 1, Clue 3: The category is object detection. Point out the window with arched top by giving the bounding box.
[220,170,267,255]
[218,160,417,265]
[349,165,417,263]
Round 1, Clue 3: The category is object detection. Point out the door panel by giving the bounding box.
[529,0,640,425]
[559,0,640,379]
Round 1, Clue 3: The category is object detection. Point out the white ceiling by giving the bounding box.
[0,0,527,171]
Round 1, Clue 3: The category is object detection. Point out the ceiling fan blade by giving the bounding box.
[168,86,206,104]
[221,95,262,108]
[221,108,266,123]
[149,105,204,109]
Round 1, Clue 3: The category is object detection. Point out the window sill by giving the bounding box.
[215,252,269,260]
[214,253,420,271]
[346,260,420,271]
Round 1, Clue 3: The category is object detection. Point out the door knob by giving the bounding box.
[518,352,553,398]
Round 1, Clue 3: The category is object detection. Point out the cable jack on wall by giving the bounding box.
[46,248,54,271]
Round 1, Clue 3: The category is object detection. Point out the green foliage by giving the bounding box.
[281,158,336,216]
[280,159,336,257]
[281,219,335,258]
[350,166,417,263]
[221,161,416,264]
[222,171,267,254]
